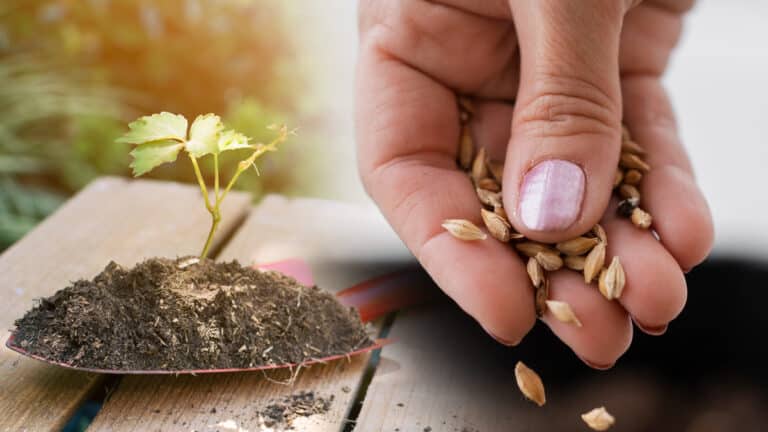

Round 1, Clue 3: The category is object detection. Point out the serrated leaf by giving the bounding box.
[186,114,223,157]
[217,129,252,153]
[129,140,184,176]
[116,112,188,145]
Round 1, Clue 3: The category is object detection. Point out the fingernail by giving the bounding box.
[635,320,668,336]
[482,326,519,346]
[519,160,585,231]
[577,355,614,370]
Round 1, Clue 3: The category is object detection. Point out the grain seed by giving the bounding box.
[592,224,608,244]
[527,257,544,287]
[477,177,501,192]
[599,256,626,300]
[617,197,640,218]
[442,219,487,241]
[584,242,606,284]
[621,124,631,142]
[621,139,646,155]
[481,208,511,242]
[535,277,550,317]
[476,188,502,209]
[471,147,488,181]
[619,152,650,172]
[631,207,652,229]
[623,169,643,185]
[459,125,475,170]
[581,407,615,431]
[564,255,586,271]
[535,251,564,271]
[613,169,624,188]
[545,300,582,327]
[514,361,546,407]
[556,236,599,256]
[618,184,640,200]
[488,160,504,183]
[515,242,551,258]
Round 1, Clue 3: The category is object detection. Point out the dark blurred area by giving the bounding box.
[0,0,310,250]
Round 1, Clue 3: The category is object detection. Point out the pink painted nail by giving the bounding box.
[519,160,585,231]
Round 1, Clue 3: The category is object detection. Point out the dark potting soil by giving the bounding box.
[10,257,372,371]
[257,391,334,429]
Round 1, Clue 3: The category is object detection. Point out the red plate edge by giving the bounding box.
[5,332,392,375]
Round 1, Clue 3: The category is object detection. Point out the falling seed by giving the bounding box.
[527,257,544,287]
[619,152,650,172]
[459,125,475,170]
[488,160,504,183]
[592,224,608,244]
[581,407,615,431]
[623,169,643,185]
[631,207,652,229]
[477,177,501,192]
[618,184,640,200]
[472,147,488,182]
[599,256,626,300]
[535,251,564,271]
[617,197,640,218]
[613,169,623,188]
[481,208,511,242]
[564,255,586,271]
[584,242,606,284]
[535,278,550,317]
[476,188,502,209]
[516,242,551,258]
[442,219,487,241]
[545,300,582,327]
[514,361,546,407]
[556,237,599,256]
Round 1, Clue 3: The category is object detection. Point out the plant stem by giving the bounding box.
[189,155,214,213]
[213,153,220,201]
[199,210,220,260]
[189,154,219,259]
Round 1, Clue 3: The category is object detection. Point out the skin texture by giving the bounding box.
[355,0,713,367]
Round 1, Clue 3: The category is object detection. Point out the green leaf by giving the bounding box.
[116,112,188,145]
[217,129,252,153]
[129,140,184,176]
[185,114,224,157]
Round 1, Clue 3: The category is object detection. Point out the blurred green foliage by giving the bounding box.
[0,0,308,250]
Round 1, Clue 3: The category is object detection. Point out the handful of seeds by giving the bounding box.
[444,97,655,322]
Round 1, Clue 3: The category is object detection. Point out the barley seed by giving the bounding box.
[515,361,546,407]
[442,219,487,241]
[581,407,615,431]
[545,300,582,327]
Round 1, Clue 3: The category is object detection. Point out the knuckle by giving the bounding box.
[515,75,621,139]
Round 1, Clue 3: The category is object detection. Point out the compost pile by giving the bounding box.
[10,257,372,371]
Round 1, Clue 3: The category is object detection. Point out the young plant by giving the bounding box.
[116,112,290,259]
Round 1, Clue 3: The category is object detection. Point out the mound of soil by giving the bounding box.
[10,257,372,371]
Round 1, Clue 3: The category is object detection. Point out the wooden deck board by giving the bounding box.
[89,195,412,432]
[0,177,251,432]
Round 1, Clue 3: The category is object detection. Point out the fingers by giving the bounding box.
[503,0,629,243]
[358,0,519,100]
[621,76,714,271]
[356,29,536,344]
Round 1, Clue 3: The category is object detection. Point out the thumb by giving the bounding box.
[504,0,629,243]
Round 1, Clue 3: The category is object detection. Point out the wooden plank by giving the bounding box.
[89,195,413,432]
[0,177,251,432]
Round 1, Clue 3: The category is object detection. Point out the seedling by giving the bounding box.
[116,112,291,259]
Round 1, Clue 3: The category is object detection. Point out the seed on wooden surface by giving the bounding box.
[545,300,582,327]
[527,257,544,287]
[620,152,650,172]
[442,219,487,241]
[618,184,640,200]
[621,139,646,155]
[477,177,501,192]
[514,361,546,407]
[459,125,475,170]
[481,208,511,242]
[556,237,599,256]
[623,169,643,185]
[581,407,615,431]
[476,188,502,209]
[599,256,626,300]
[516,242,551,258]
[564,255,586,271]
[584,242,606,284]
[535,277,550,317]
[488,160,504,183]
[613,169,623,188]
[631,207,652,229]
[472,147,488,181]
[592,224,607,244]
[535,251,564,271]
[617,197,640,218]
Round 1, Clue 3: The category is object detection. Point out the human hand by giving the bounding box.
[355,0,713,368]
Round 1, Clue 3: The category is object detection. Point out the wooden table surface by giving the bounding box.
[5,177,762,432]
